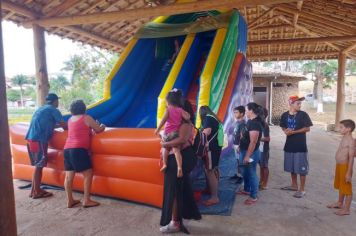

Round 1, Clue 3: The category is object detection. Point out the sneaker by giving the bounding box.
[293,191,306,198]
[160,221,180,233]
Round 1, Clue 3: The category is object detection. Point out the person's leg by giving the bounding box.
[291,173,298,189]
[249,162,259,200]
[160,148,169,172]
[82,169,99,207]
[64,171,80,208]
[262,167,269,188]
[299,175,306,192]
[335,194,351,215]
[172,147,183,177]
[206,169,219,202]
[32,167,42,196]
[327,192,345,208]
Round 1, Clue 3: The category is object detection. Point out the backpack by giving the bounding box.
[206,115,224,147]
[193,128,208,158]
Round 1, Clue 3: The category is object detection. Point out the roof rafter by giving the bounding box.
[22,0,298,28]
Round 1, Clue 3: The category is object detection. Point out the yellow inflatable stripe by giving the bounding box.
[153,16,168,23]
[87,38,138,109]
[196,28,227,128]
[156,34,196,127]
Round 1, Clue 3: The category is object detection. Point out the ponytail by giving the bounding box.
[246,102,266,127]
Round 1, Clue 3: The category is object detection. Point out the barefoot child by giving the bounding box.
[155,89,190,177]
[327,119,355,216]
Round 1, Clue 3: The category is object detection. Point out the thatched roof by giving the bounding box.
[2,0,356,61]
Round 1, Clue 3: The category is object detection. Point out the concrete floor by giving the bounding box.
[14,125,356,236]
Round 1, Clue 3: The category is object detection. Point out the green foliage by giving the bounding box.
[6,89,21,102]
[59,46,118,111]
[49,74,70,94]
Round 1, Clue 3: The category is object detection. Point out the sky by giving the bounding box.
[3,20,84,78]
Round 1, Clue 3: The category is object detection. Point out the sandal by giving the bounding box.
[293,191,306,198]
[280,186,298,191]
[32,191,53,199]
[237,190,250,195]
[244,198,258,205]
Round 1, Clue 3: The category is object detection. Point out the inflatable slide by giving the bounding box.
[10,9,253,208]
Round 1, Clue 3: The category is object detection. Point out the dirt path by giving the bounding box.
[13,126,356,236]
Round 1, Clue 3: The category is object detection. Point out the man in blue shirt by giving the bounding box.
[25,93,67,199]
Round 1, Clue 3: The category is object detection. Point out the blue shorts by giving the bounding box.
[27,140,48,168]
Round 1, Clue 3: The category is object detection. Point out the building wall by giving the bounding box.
[253,77,300,124]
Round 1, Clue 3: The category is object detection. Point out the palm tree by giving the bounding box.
[11,74,29,107]
[49,75,70,94]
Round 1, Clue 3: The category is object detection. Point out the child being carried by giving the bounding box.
[155,89,190,177]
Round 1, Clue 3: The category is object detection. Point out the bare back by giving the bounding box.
[335,135,355,164]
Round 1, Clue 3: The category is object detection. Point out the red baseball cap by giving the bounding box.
[288,95,305,104]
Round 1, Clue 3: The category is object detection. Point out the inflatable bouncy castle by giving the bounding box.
[10,9,253,208]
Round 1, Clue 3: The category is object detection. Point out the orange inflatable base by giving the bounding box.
[10,124,164,208]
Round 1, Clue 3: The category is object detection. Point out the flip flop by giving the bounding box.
[83,202,100,208]
[244,198,258,205]
[68,200,81,208]
[237,190,250,195]
[32,191,53,199]
[202,199,219,206]
[280,186,298,191]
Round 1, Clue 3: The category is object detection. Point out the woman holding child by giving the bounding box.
[159,99,201,234]
[238,102,264,205]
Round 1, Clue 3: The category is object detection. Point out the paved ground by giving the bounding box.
[13,125,356,236]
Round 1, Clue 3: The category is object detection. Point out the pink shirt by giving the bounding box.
[64,115,91,150]
[164,106,183,135]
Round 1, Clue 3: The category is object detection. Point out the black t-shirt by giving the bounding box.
[240,118,263,151]
[280,110,313,153]
[261,124,270,152]
[202,115,220,151]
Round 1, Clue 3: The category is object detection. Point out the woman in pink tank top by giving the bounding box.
[155,89,190,178]
[63,100,105,209]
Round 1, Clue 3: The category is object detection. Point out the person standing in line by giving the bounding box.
[280,95,313,198]
[259,108,271,190]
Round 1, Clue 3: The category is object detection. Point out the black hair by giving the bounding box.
[263,108,269,118]
[246,102,265,126]
[233,106,245,115]
[340,119,355,132]
[199,105,221,124]
[70,100,86,115]
[166,89,183,107]
[183,100,195,124]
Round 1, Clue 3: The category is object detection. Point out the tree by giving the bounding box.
[6,89,21,102]
[11,74,29,107]
[49,75,70,94]
[302,60,337,113]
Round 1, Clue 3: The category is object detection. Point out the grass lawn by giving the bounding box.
[7,108,35,125]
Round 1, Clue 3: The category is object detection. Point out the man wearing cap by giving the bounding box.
[25,93,67,199]
[280,95,313,198]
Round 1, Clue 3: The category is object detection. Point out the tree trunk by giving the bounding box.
[20,86,24,108]
[313,78,318,108]
[335,52,346,130]
[316,75,324,113]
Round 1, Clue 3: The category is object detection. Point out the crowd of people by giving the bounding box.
[24,90,355,234]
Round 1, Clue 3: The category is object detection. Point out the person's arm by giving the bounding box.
[161,123,191,148]
[155,110,169,135]
[53,109,67,130]
[346,138,355,183]
[59,120,68,130]
[243,131,259,164]
[261,126,270,142]
[85,116,105,133]
[288,127,310,135]
[181,110,191,121]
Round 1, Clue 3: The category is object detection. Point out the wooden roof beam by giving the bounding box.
[248,7,276,28]
[248,35,356,46]
[2,0,123,49]
[250,24,291,31]
[22,0,298,28]
[342,43,356,53]
[248,51,339,60]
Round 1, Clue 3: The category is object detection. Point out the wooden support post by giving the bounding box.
[33,24,49,106]
[0,2,18,235]
[335,52,346,130]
